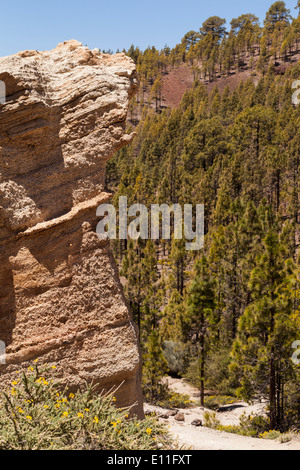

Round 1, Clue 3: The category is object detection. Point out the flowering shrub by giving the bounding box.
[259,430,281,440]
[203,411,268,437]
[0,362,171,450]
[156,391,195,409]
[202,410,295,439]
[204,395,236,410]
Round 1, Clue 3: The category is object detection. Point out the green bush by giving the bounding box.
[203,410,272,438]
[203,411,221,429]
[259,430,281,440]
[204,395,236,410]
[0,362,171,450]
[184,348,236,395]
[156,391,195,409]
[142,331,169,403]
[183,359,201,388]
[162,341,188,377]
[238,412,270,436]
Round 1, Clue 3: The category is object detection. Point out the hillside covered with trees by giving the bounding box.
[106,1,300,433]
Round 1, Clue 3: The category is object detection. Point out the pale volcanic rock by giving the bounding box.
[0,39,138,233]
[0,40,143,417]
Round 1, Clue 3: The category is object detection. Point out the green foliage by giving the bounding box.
[238,413,270,436]
[200,16,227,42]
[0,364,171,450]
[203,411,221,429]
[230,228,300,429]
[185,257,216,405]
[259,430,281,439]
[156,391,195,409]
[230,14,260,33]
[204,395,236,410]
[264,2,292,31]
[118,2,299,107]
[204,410,270,437]
[108,4,300,433]
[142,330,169,403]
[162,341,188,377]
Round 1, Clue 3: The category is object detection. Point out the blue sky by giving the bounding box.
[1,0,299,56]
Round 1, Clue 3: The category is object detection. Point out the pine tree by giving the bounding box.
[200,16,227,42]
[109,20,300,430]
[142,330,169,402]
[264,2,292,32]
[230,14,260,33]
[121,240,158,335]
[231,230,298,430]
[160,289,186,341]
[186,256,215,406]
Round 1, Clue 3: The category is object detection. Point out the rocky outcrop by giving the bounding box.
[0,40,143,417]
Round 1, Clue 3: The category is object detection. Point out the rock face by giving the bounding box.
[0,40,143,417]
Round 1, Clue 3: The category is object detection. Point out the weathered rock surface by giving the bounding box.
[0,40,143,417]
[174,413,185,422]
[191,419,203,427]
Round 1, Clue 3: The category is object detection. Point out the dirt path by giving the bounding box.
[144,378,300,451]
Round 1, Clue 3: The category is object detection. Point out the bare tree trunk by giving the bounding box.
[199,317,205,407]
[270,347,276,429]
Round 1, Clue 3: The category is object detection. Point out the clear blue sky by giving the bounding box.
[1,0,299,56]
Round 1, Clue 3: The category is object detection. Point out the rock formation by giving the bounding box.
[0,40,143,417]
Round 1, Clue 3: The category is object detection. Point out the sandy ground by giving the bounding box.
[144,378,300,451]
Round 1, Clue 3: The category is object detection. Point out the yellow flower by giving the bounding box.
[146,428,152,435]
[112,397,117,402]
[84,408,90,413]
[62,412,69,418]
[93,416,99,424]
[18,408,24,414]
[78,413,84,419]
[52,366,56,369]
[69,393,75,399]
[44,405,49,409]
[111,421,117,427]
[26,416,32,420]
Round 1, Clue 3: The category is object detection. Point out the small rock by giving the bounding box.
[191,419,203,427]
[159,414,170,419]
[174,412,185,422]
[167,410,178,417]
